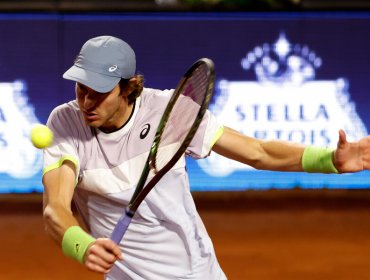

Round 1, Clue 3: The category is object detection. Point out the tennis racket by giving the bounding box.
[110,58,215,244]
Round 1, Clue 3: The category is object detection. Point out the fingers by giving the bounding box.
[105,239,123,260]
[84,238,122,274]
[85,253,113,274]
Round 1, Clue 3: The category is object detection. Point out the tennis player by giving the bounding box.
[42,35,370,280]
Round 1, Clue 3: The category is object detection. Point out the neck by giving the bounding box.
[99,101,135,133]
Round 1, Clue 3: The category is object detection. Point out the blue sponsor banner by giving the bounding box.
[1,12,370,192]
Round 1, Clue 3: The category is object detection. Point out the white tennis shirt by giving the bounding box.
[43,88,227,279]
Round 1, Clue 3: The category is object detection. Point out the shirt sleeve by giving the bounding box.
[186,109,224,159]
[42,103,81,181]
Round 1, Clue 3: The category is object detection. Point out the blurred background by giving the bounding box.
[0,1,370,279]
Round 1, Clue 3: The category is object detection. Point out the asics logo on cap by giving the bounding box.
[108,65,118,72]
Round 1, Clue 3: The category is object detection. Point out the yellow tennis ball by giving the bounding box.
[31,124,53,149]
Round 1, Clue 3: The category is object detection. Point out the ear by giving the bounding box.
[121,77,137,97]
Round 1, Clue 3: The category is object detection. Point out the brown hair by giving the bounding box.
[119,75,144,104]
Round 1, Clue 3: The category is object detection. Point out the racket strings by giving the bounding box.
[155,64,210,170]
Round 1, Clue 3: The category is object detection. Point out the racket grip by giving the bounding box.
[110,208,135,244]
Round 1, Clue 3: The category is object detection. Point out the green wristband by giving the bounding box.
[62,226,96,263]
[302,146,339,174]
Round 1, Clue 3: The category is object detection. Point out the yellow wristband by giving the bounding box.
[61,226,96,263]
[302,146,338,174]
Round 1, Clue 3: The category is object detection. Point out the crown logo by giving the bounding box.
[241,32,322,85]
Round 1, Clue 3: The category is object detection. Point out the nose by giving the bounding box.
[83,91,96,110]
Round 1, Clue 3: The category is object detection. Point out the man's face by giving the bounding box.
[76,82,130,132]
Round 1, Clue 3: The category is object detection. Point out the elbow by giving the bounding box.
[249,160,265,171]
[242,154,264,170]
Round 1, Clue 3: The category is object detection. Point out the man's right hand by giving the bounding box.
[84,238,123,274]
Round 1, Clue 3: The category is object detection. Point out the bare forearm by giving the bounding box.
[213,126,305,172]
[43,202,80,245]
[256,140,305,171]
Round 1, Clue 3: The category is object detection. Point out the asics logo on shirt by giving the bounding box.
[140,124,150,139]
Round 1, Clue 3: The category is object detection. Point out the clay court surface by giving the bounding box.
[1,190,369,280]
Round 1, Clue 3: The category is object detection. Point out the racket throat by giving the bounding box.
[125,207,135,218]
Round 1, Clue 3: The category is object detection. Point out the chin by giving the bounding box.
[84,119,101,128]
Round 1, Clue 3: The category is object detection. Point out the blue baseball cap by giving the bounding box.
[63,36,136,93]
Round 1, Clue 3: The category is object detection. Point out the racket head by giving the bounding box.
[112,59,215,242]
[149,57,215,173]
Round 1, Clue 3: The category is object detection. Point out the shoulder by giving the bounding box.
[49,100,79,119]
[140,87,174,108]
[47,100,82,128]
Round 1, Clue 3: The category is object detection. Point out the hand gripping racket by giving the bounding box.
[110,58,215,244]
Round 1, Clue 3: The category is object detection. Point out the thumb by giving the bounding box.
[337,129,347,148]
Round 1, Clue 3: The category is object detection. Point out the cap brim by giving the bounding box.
[63,65,120,93]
